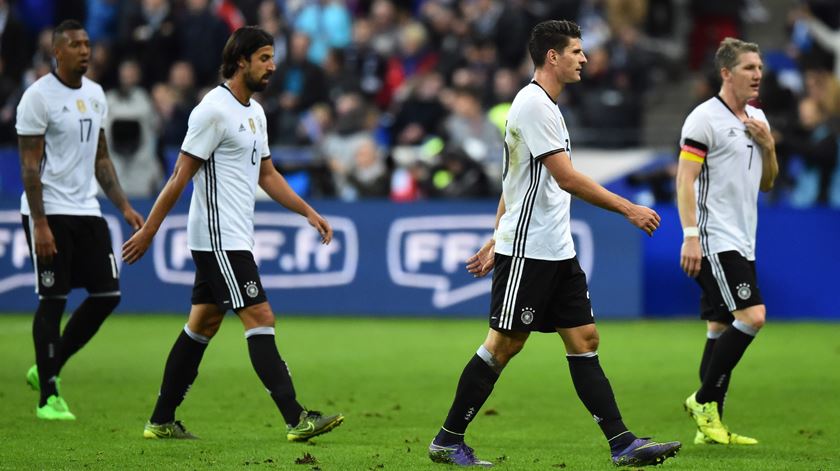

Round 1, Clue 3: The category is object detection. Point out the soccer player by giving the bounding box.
[677,38,778,445]
[16,20,144,420]
[428,20,681,468]
[121,26,343,441]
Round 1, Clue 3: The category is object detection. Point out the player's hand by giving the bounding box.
[680,236,702,278]
[33,219,58,263]
[122,227,153,264]
[306,210,332,245]
[625,204,661,236]
[466,238,495,278]
[744,118,774,151]
[123,206,145,231]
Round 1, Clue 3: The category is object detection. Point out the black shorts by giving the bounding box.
[191,250,267,311]
[696,251,763,323]
[22,214,120,297]
[490,254,594,333]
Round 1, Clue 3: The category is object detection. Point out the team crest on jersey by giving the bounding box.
[89,98,102,114]
[76,99,86,113]
[736,283,752,300]
[244,281,259,298]
[40,270,55,288]
[248,118,256,134]
[520,306,535,325]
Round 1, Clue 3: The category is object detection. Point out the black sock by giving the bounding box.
[567,354,636,453]
[149,328,208,424]
[56,295,119,373]
[695,322,755,406]
[246,329,304,426]
[33,298,67,406]
[698,334,728,417]
[435,353,500,446]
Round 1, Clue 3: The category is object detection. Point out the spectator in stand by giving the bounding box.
[106,60,162,197]
[117,0,179,88]
[390,72,446,145]
[177,0,228,87]
[369,0,402,57]
[443,85,503,187]
[782,97,839,207]
[1,0,31,85]
[381,21,438,108]
[344,18,386,103]
[345,136,390,199]
[294,0,352,66]
[425,147,491,198]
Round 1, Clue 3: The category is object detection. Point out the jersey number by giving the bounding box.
[79,119,92,142]
[250,141,257,165]
[746,144,754,169]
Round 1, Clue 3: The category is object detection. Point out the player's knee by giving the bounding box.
[239,303,276,328]
[747,306,766,330]
[484,338,525,365]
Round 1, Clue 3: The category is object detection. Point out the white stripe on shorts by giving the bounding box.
[709,253,737,312]
[501,256,525,330]
[214,251,243,309]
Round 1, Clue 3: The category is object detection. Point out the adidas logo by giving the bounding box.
[239,124,246,132]
[728,129,737,137]
[62,106,70,113]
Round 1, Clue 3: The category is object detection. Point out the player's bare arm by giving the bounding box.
[466,195,504,278]
[94,129,144,230]
[744,118,779,191]
[675,158,703,277]
[257,158,332,244]
[542,152,661,236]
[122,153,203,264]
[18,134,57,261]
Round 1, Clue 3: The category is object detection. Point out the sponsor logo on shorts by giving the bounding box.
[40,270,55,288]
[520,306,535,325]
[736,282,752,300]
[244,281,259,298]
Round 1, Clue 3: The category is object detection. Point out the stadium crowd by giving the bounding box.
[0,0,839,206]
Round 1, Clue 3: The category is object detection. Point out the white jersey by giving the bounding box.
[495,81,575,261]
[182,84,271,251]
[16,73,108,216]
[679,96,768,261]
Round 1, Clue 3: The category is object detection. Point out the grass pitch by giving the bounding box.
[0,315,838,470]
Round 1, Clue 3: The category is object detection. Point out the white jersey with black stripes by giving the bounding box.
[680,96,768,261]
[494,81,576,261]
[181,84,271,251]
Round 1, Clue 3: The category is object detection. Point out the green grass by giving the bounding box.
[1,315,838,470]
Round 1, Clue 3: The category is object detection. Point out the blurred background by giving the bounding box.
[0,0,837,320]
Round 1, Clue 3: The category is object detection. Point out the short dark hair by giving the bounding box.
[220,26,274,79]
[52,19,84,45]
[528,20,582,67]
[714,37,760,73]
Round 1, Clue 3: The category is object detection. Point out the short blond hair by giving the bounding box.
[715,37,761,72]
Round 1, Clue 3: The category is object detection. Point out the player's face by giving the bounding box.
[243,45,276,92]
[54,29,91,75]
[726,52,763,101]
[551,38,587,84]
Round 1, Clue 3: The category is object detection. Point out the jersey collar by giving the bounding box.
[530,80,556,103]
[220,83,251,107]
[715,94,751,119]
[51,71,82,90]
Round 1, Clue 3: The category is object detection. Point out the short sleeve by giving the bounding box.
[259,114,270,160]
[15,87,49,136]
[679,108,713,163]
[519,100,567,160]
[99,88,109,120]
[181,103,225,161]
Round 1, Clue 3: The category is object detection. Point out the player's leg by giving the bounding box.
[430,253,536,467]
[698,319,729,417]
[56,216,121,374]
[224,250,342,441]
[428,328,525,467]
[686,251,762,445]
[144,303,222,439]
[23,215,75,420]
[554,257,680,466]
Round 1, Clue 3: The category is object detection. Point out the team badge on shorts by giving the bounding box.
[520,307,535,325]
[40,270,55,288]
[244,281,259,298]
[736,282,752,300]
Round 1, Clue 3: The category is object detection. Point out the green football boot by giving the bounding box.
[286,410,344,442]
[694,429,758,445]
[26,365,61,394]
[684,393,729,444]
[36,395,76,420]
[143,420,198,439]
